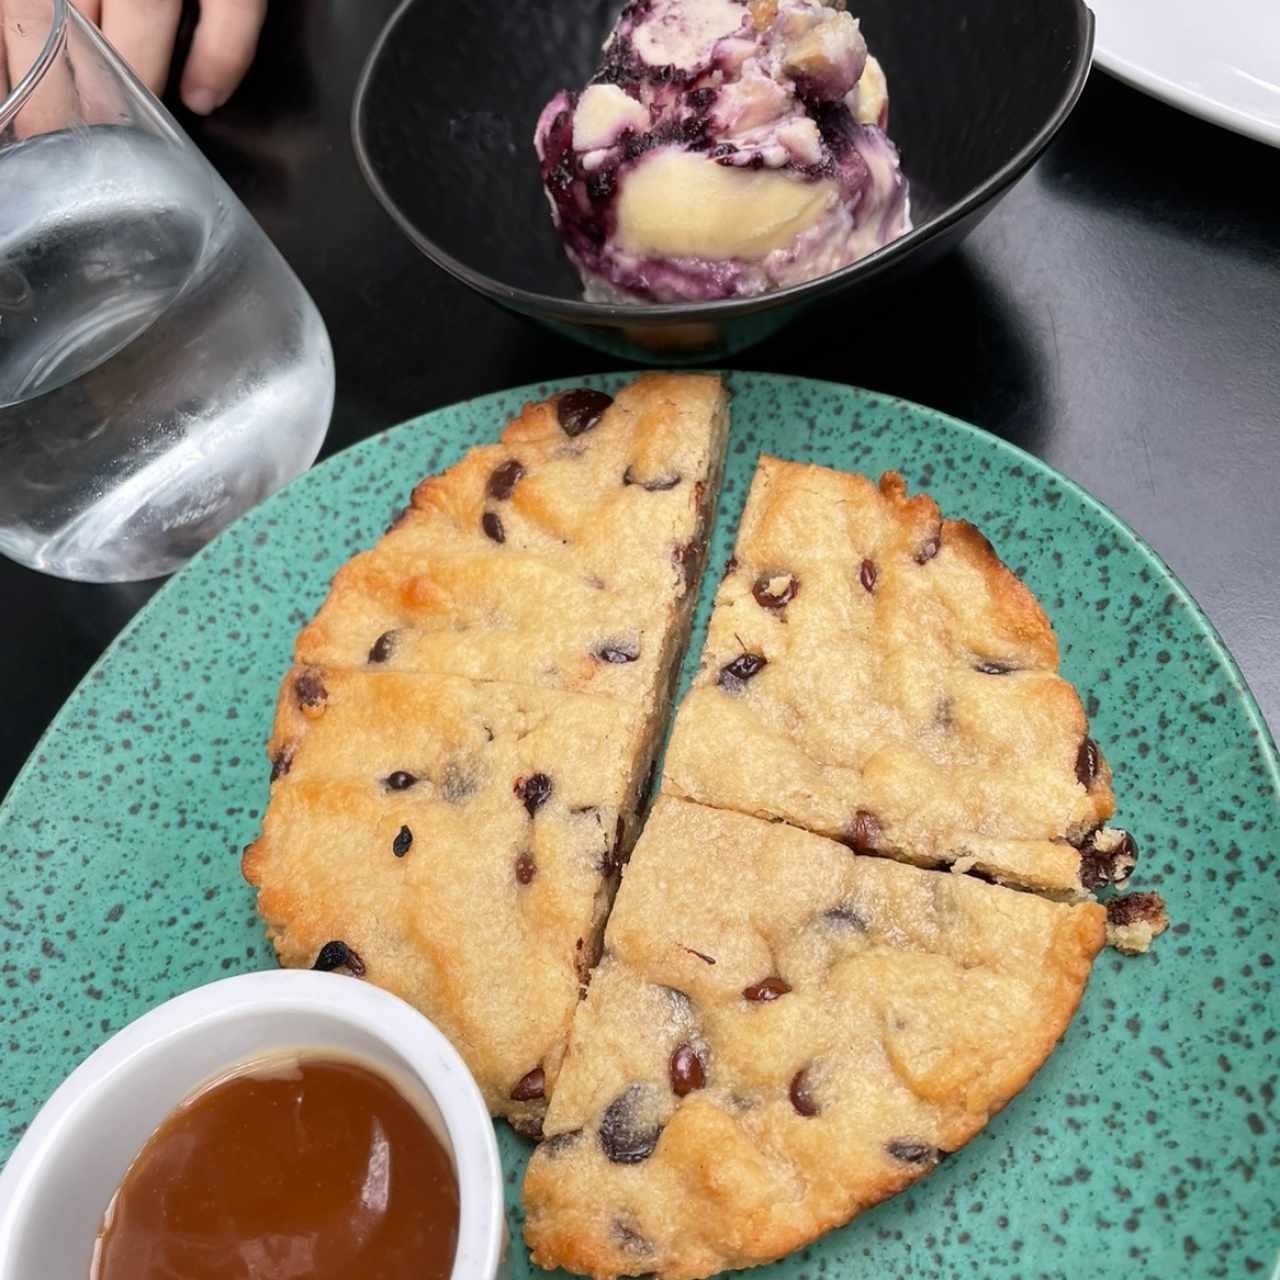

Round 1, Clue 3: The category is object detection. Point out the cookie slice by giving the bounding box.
[295,374,729,712]
[523,796,1105,1280]
[664,458,1136,897]
[243,667,653,1132]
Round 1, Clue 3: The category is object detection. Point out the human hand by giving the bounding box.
[73,0,267,114]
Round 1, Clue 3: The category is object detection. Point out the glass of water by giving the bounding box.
[0,0,334,581]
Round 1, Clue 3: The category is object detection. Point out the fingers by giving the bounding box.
[180,0,266,115]
[97,0,182,95]
[3,0,77,138]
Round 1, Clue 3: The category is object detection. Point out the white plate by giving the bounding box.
[1091,0,1280,148]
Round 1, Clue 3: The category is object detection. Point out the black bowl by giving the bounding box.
[353,0,1093,363]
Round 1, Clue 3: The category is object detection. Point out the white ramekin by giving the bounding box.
[0,970,509,1280]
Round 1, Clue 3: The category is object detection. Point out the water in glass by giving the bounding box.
[0,5,333,581]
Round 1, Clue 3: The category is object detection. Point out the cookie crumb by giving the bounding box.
[1106,892,1169,955]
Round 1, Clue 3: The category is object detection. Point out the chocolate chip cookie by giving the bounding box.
[245,375,730,1129]
[523,796,1106,1279]
[664,459,1138,897]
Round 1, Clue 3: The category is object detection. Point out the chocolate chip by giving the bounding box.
[623,465,682,491]
[294,672,326,709]
[515,772,553,817]
[1078,851,1108,891]
[515,851,537,885]
[1106,892,1167,928]
[557,388,613,437]
[723,555,739,580]
[312,941,365,977]
[541,1129,582,1157]
[886,1139,942,1165]
[669,1042,706,1096]
[743,976,791,1002]
[753,573,799,611]
[914,533,941,564]
[844,810,882,854]
[975,660,1015,675]
[1079,831,1139,890]
[511,1115,544,1140]
[481,510,505,543]
[392,825,413,857]
[1076,737,1100,787]
[718,653,767,692]
[511,1066,546,1101]
[611,1221,652,1254]
[269,746,295,782]
[384,770,418,791]
[487,459,525,500]
[599,1085,663,1164]
[1069,825,1101,851]
[594,639,640,664]
[820,905,868,931]
[860,558,877,592]
[368,631,395,664]
[790,1068,818,1116]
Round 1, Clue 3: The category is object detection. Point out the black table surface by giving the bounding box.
[2,0,1279,798]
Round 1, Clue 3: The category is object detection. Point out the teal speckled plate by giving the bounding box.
[2,375,1277,1279]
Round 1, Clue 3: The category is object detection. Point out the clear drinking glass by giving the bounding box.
[0,0,334,581]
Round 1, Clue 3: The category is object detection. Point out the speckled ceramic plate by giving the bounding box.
[2,374,1277,1279]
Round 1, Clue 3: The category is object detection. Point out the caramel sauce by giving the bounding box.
[91,1056,459,1280]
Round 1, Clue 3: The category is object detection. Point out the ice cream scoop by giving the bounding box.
[534,0,910,303]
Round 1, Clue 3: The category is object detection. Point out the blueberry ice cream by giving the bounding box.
[534,0,910,303]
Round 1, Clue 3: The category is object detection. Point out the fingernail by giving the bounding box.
[183,87,219,115]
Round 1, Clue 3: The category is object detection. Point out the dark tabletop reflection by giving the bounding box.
[735,250,1051,457]
[2,0,1278,796]
[1041,72,1280,263]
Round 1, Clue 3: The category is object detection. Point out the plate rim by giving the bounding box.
[3,373,1278,1277]
[5,370,1278,816]
[1093,41,1280,149]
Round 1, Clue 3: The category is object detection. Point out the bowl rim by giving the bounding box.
[0,970,507,1280]
[351,0,1095,324]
